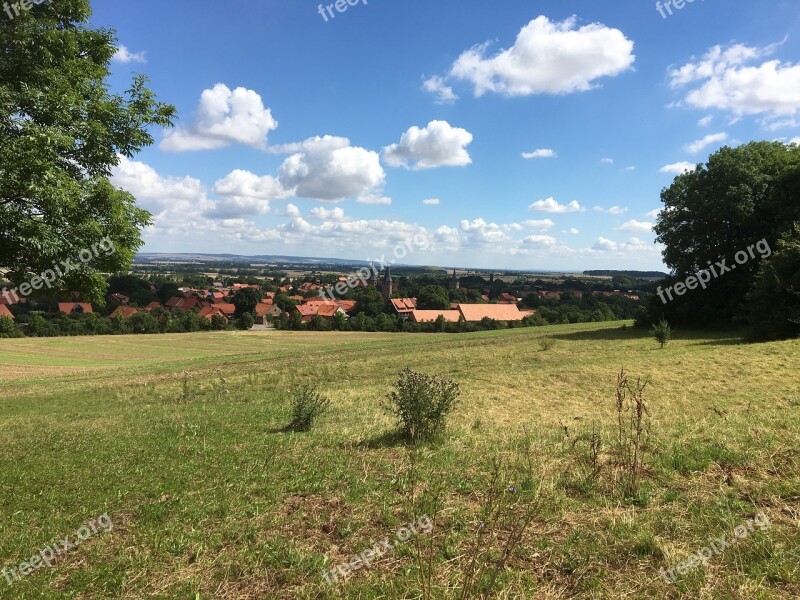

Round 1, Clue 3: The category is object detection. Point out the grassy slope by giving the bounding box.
[0,323,798,598]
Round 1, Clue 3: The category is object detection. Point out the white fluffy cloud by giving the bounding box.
[669,42,800,118]
[522,219,555,231]
[422,76,458,104]
[383,121,473,170]
[113,45,146,64]
[207,170,289,218]
[600,157,614,165]
[447,16,634,97]
[522,148,557,159]
[161,84,278,152]
[522,234,557,247]
[423,198,441,206]
[460,218,510,245]
[529,197,583,213]
[277,136,386,201]
[685,132,727,154]
[660,161,697,174]
[617,219,654,233]
[309,206,347,221]
[593,205,627,215]
[592,237,654,254]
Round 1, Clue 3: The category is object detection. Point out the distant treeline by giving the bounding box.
[583,270,669,279]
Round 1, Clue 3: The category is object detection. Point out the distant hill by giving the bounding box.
[135,253,374,267]
[583,270,669,280]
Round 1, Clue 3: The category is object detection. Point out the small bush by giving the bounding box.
[384,368,461,442]
[537,337,556,351]
[650,319,672,348]
[287,383,330,432]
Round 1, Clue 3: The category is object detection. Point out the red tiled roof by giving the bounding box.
[211,303,235,315]
[58,303,93,315]
[456,304,524,322]
[497,293,518,304]
[109,306,139,319]
[0,304,14,320]
[410,310,462,323]
[391,298,417,313]
[144,301,162,311]
[336,300,357,314]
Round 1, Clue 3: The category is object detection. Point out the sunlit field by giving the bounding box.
[1,323,798,598]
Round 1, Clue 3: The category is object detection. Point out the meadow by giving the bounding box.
[0,322,798,598]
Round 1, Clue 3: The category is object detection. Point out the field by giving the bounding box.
[0,323,799,598]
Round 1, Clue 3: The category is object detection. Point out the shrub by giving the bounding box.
[384,368,461,442]
[650,319,672,348]
[287,383,331,432]
[0,316,22,338]
[537,337,556,351]
[237,312,255,330]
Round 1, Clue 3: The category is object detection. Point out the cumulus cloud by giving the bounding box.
[617,219,654,233]
[529,197,583,213]
[446,16,635,97]
[660,161,697,174]
[669,41,800,118]
[423,198,441,206]
[522,219,555,231]
[161,84,278,152]
[522,234,557,247]
[309,206,347,221]
[593,205,628,215]
[207,169,289,218]
[422,76,458,104]
[113,45,146,64]
[460,218,510,245]
[685,132,727,154]
[277,135,385,201]
[522,148,557,159]
[383,120,473,170]
[592,237,654,254]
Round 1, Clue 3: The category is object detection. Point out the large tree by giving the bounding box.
[746,223,800,341]
[0,0,174,305]
[652,142,800,327]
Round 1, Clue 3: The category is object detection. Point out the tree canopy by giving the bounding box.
[0,0,175,304]
[651,142,800,329]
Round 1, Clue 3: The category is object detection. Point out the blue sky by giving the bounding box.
[94,0,800,271]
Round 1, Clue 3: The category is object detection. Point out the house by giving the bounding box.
[335,299,357,314]
[58,303,93,315]
[211,303,236,316]
[0,304,14,320]
[198,305,230,321]
[109,293,129,304]
[410,310,462,323]
[294,303,346,323]
[144,301,162,311]
[255,303,283,323]
[109,306,139,319]
[455,304,526,322]
[497,292,518,304]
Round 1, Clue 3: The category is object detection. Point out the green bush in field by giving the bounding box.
[384,368,461,442]
[287,383,331,432]
[650,319,672,348]
[0,316,22,338]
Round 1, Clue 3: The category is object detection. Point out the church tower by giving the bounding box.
[449,269,460,290]
[382,267,394,301]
